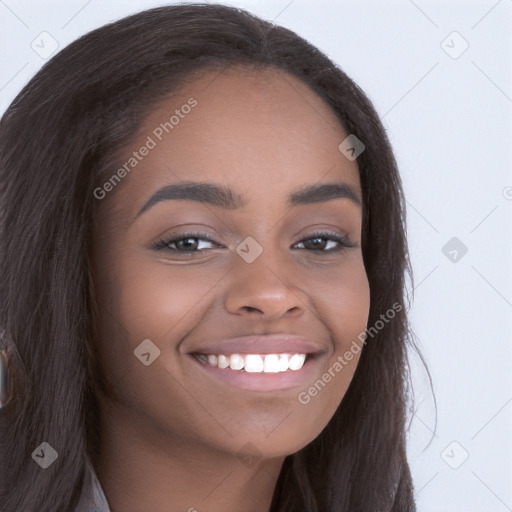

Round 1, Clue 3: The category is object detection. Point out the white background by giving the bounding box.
[1,1,511,510]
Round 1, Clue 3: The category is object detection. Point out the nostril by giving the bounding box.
[243,306,261,313]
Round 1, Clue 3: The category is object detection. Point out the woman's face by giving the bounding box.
[91,67,370,460]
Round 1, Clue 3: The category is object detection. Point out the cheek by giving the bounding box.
[301,255,370,406]
[310,253,371,342]
[111,255,221,342]
[90,242,213,383]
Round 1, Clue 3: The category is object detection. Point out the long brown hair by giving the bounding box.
[0,4,424,510]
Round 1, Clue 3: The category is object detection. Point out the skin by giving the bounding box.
[90,66,370,512]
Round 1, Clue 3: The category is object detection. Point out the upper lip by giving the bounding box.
[188,334,328,356]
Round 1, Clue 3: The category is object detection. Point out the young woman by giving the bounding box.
[0,4,422,511]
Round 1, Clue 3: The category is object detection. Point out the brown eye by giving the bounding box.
[292,232,354,253]
[151,233,222,252]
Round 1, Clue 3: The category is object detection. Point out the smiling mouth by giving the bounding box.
[191,352,316,373]
[188,350,324,392]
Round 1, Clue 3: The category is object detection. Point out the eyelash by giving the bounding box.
[150,231,355,254]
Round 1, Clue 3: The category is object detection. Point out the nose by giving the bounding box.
[224,251,305,320]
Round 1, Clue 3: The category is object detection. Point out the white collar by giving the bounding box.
[74,457,111,511]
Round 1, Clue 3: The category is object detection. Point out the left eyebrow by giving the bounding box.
[132,180,362,223]
[289,182,362,207]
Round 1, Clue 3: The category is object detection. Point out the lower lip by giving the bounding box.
[188,354,324,392]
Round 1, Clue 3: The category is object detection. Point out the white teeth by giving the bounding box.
[195,352,308,372]
[288,353,306,371]
[229,354,244,370]
[217,354,230,369]
[278,354,290,372]
[263,354,280,373]
[244,354,264,373]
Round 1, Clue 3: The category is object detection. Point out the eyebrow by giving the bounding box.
[133,180,362,222]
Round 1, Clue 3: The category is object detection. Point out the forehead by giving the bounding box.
[99,66,361,221]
